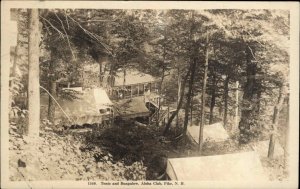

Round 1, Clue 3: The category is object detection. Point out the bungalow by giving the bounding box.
[103,69,160,100]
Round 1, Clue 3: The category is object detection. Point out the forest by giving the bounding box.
[7,8,290,181]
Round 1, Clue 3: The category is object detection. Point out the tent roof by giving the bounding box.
[93,88,113,106]
[114,96,150,118]
[187,122,229,143]
[166,151,267,181]
[250,140,284,158]
[41,88,112,125]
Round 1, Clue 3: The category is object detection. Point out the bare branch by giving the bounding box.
[65,14,114,56]
[247,46,257,61]
[244,29,265,48]
[39,15,65,38]
[79,19,117,23]
[64,10,70,29]
[54,12,76,61]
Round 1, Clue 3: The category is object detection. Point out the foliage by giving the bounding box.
[9,127,146,181]
[9,8,290,181]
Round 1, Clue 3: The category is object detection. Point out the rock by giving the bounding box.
[18,159,26,168]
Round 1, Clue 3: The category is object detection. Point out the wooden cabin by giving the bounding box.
[102,69,160,100]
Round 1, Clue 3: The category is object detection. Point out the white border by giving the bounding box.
[1,1,299,189]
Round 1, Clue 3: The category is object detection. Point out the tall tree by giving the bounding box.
[198,33,209,153]
[268,83,288,158]
[27,9,40,136]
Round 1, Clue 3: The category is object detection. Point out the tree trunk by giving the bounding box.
[123,66,126,98]
[190,95,193,126]
[157,64,165,127]
[157,34,167,127]
[238,46,258,144]
[284,96,289,167]
[234,81,240,131]
[268,84,287,158]
[99,61,103,86]
[10,10,20,109]
[163,68,190,136]
[27,9,40,137]
[11,10,20,84]
[209,72,217,124]
[48,81,56,123]
[47,50,57,123]
[223,75,230,128]
[123,67,126,87]
[183,59,197,136]
[198,33,209,153]
[176,67,181,129]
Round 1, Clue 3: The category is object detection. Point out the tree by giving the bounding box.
[163,67,190,136]
[198,33,209,153]
[205,9,289,144]
[268,83,288,158]
[27,9,40,136]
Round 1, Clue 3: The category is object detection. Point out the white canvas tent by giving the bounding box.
[93,88,113,108]
[41,88,113,125]
[187,122,229,143]
[250,140,284,158]
[166,151,267,181]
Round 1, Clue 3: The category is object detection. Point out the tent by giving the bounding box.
[187,122,229,143]
[250,140,284,158]
[166,151,267,181]
[41,88,113,125]
[114,96,150,119]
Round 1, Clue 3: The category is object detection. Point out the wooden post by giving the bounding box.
[130,85,133,98]
[137,84,140,96]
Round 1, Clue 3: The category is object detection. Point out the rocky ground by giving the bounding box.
[9,119,288,181]
[9,123,146,181]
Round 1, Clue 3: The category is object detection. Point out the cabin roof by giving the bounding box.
[105,69,158,87]
[114,96,150,118]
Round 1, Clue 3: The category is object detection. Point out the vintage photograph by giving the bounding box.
[1,1,299,189]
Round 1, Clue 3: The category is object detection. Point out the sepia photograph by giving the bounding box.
[1,1,299,189]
